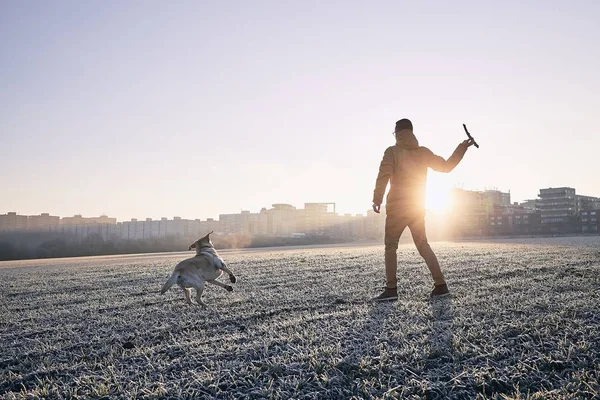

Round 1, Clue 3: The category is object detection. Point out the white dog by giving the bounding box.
[160,232,236,307]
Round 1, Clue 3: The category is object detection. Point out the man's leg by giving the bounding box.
[408,215,446,286]
[384,212,408,289]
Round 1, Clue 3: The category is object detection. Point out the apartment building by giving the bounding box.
[537,187,578,233]
[121,217,202,240]
[580,209,599,233]
[0,212,28,231]
[537,187,600,233]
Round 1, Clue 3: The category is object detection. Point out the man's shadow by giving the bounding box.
[336,300,393,372]
[335,295,454,374]
[428,295,454,359]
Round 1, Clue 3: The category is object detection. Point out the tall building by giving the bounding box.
[0,212,28,232]
[27,213,60,232]
[58,214,118,239]
[0,212,60,232]
[199,218,220,235]
[121,218,139,240]
[450,188,515,236]
[537,187,578,232]
[60,214,117,226]
[333,213,367,240]
[120,216,202,239]
[449,189,488,236]
[483,190,511,208]
[219,211,257,234]
[245,212,261,235]
[259,204,297,235]
[301,203,336,235]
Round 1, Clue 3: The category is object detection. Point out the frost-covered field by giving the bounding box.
[1,237,599,399]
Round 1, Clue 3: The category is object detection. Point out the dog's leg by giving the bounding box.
[219,264,237,284]
[207,279,233,292]
[184,288,194,305]
[195,281,207,309]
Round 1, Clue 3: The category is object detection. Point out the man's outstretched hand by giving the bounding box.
[372,203,381,214]
[461,138,476,148]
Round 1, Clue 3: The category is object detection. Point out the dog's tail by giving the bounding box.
[161,271,179,294]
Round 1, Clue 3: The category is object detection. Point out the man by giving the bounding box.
[372,118,474,300]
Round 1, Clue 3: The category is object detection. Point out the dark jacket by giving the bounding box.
[373,129,468,214]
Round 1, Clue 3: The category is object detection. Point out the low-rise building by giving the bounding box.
[520,199,539,211]
[580,209,599,233]
[505,206,542,235]
[577,195,600,212]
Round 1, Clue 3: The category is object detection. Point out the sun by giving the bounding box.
[426,178,452,213]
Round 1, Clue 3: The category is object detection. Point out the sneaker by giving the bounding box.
[430,283,450,297]
[371,287,398,302]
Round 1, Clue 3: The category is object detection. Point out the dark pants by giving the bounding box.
[384,210,445,288]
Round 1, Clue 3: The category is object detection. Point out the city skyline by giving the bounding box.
[2,2,599,221]
[3,182,600,224]
[3,184,599,225]
[1,185,598,261]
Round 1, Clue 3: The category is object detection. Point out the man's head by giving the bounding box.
[394,118,413,134]
[393,118,419,148]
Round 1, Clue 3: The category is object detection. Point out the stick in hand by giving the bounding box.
[463,124,479,148]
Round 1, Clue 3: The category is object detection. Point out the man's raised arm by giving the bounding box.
[425,139,473,173]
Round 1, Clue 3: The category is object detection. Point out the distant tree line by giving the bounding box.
[0,232,344,261]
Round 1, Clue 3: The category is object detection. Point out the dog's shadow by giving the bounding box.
[427,295,454,359]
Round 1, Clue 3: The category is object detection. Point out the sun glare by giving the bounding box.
[426,179,452,213]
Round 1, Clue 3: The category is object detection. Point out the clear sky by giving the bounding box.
[1,1,599,221]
